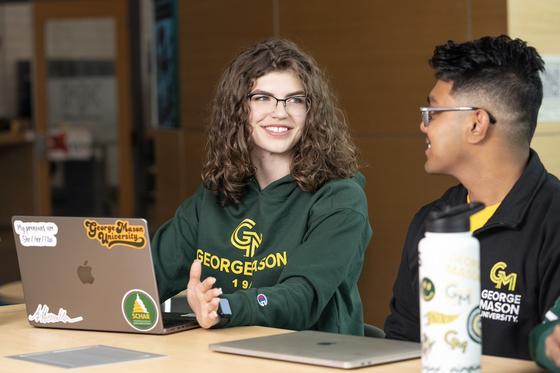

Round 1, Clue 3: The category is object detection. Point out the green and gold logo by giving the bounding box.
[444,330,467,353]
[467,306,482,344]
[121,289,158,331]
[230,219,263,258]
[490,261,517,291]
[84,219,146,249]
[421,277,436,301]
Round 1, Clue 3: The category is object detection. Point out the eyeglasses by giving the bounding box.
[247,93,310,117]
[419,106,497,127]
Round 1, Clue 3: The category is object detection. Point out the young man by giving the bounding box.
[384,35,560,359]
[530,298,560,371]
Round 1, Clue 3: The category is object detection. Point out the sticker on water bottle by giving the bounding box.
[467,306,482,344]
[421,277,436,302]
[444,330,468,353]
[421,333,436,358]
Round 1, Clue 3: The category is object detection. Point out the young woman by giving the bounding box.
[151,39,372,334]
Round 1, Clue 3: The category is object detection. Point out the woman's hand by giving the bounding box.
[186,260,222,328]
[545,324,560,368]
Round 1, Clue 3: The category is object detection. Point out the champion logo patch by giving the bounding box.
[257,293,268,306]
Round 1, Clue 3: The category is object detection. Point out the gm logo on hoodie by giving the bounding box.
[231,219,263,258]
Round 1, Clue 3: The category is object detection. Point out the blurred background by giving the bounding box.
[0,0,559,328]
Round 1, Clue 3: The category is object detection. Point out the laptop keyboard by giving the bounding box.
[162,313,198,329]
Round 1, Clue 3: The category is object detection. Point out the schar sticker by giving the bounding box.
[121,289,159,332]
[28,304,83,324]
[13,220,58,247]
[83,219,146,249]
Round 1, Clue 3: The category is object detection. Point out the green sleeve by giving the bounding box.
[222,207,370,331]
[151,187,202,303]
[530,321,560,372]
[530,296,560,372]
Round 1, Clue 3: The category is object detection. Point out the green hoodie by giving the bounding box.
[151,173,372,335]
[530,297,560,372]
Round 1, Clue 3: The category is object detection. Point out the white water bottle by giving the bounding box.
[418,203,484,373]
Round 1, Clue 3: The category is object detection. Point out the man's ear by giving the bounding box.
[466,110,492,144]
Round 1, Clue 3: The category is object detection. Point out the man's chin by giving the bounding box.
[424,162,434,174]
[424,162,446,176]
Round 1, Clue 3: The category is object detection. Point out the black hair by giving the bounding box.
[430,35,544,145]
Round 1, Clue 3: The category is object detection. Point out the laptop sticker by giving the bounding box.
[13,220,58,247]
[121,289,158,332]
[83,219,146,249]
[28,304,84,324]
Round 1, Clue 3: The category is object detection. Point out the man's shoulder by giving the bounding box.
[539,171,560,200]
[525,149,560,202]
[535,176,560,236]
[527,170,560,224]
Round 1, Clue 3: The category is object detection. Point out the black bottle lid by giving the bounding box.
[425,202,485,233]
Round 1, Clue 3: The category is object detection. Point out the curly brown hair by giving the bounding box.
[202,39,359,205]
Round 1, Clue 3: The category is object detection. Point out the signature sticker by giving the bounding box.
[28,304,83,324]
[13,220,58,247]
[121,289,158,332]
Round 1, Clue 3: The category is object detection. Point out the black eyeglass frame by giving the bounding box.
[247,93,311,115]
[419,106,497,127]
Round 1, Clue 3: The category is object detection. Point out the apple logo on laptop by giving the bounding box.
[77,260,95,284]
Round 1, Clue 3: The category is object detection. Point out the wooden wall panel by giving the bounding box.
[278,0,469,136]
[0,143,34,284]
[0,144,34,223]
[472,0,508,38]
[179,0,274,131]
[153,129,186,229]
[183,129,206,197]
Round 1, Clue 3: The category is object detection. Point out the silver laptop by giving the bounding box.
[12,216,198,334]
[209,330,421,369]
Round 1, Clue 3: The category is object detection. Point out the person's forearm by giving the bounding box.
[545,325,560,370]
